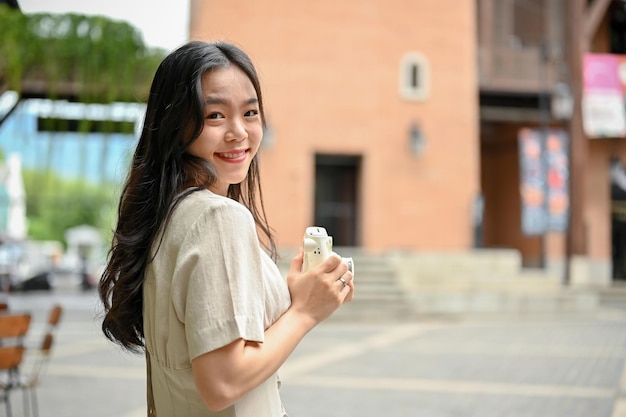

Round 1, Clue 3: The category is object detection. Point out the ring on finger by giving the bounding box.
[338,277,348,287]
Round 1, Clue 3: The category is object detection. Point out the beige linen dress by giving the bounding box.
[143,190,291,417]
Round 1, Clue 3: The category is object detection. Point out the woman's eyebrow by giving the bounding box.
[204,96,226,105]
[204,97,259,105]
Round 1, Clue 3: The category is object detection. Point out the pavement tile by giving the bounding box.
[1,290,625,417]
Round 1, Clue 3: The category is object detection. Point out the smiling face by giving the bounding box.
[188,65,263,196]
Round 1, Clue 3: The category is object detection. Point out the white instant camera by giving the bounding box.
[302,226,354,274]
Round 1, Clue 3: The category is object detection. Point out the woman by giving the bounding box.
[98,40,354,417]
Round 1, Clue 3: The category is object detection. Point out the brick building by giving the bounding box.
[189,0,479,253]
[478,0,626,287]
[189,0,626,289]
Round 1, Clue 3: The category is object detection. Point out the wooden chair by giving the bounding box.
[0,313,31,417]
[17,304,63,417]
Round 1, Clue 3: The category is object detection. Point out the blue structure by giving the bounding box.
[0,97,144,185]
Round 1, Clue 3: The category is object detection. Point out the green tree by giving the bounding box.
[0,5,165,103]
[0,7,165,246]
[22,169,118,245]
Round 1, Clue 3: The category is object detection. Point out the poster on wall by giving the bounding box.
[582,53,626,138]
[518,128,569,236]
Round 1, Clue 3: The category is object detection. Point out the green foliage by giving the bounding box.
[0,5,166,103]
[0,7,165,244]
[22,169,118,245]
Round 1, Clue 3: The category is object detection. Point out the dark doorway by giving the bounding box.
[611,158,626,280]
[612,210,626,280]
[610,1,626,54]
[314,154,360,247]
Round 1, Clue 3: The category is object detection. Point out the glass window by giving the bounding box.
[399,52,430,101]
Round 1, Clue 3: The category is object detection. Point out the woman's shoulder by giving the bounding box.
[174,189,253,224]
[165,189,258,247]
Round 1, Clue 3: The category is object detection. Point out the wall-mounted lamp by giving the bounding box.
[551,82,574,120]
[409,121,425,155]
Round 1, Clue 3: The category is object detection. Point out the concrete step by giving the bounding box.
[401,267,598,315]
[595,282,626,298]
[408,289,599,315]
[279,250,604,318]
[592,282,626,311]
[331,252,417,320]
[405,267,563,293]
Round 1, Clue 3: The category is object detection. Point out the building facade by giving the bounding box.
[189,0,480,253]
[189,0,626,288]
[478,0,626,286]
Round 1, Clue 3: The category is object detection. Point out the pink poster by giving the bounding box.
[583,54,626,137]
[584,54,621,89]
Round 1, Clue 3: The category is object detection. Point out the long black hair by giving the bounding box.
[98,41,276,352]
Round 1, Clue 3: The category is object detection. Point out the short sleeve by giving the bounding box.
[171,199,265,360]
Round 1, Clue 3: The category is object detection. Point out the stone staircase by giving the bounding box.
[388,250,601,316]
[278,249,606,320]
[276,250,417,321]
[406,276,600,316]
[595,282,626,311]
[328,253,418,321]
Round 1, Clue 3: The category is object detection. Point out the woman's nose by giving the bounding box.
[226,117,247,141]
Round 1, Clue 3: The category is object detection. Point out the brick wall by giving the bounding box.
[189,0,480,252]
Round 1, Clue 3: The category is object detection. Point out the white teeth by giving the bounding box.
[218,151,245,159]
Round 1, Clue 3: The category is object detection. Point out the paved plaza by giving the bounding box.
[2,289,626,417]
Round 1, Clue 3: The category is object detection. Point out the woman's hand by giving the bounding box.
[192,249,354,411]
[286,249,354,326]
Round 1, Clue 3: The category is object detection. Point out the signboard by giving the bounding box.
[582,54,626,138]
[518,128,569,236]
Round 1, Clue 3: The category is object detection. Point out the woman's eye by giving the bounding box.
[244,109,259,117]
[206,112,223,119]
